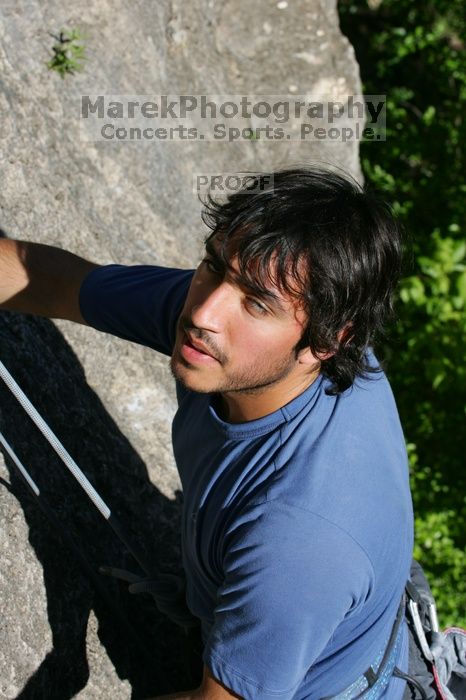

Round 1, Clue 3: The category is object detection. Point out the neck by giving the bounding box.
[217,369,320,423]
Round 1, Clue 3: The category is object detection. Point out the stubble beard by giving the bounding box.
[170,347,298,397]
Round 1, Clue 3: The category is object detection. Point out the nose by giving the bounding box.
[190,279,234,333]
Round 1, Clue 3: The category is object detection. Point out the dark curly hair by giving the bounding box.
[200,166,405,396]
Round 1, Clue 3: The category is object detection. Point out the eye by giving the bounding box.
[246,297,268,315]
[202,257,223,275]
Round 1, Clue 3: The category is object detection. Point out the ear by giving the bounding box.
[297,323,353,366]
[297,345,333,366]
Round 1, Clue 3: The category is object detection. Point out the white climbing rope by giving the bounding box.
[0,430,40,496]
[0,359,211,628]
[0,359,111,519]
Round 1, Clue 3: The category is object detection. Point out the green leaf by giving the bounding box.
[452,241,466,264]
[456,271,466,300]
[423,105,436,125]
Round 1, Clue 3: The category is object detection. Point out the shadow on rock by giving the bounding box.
[0,310,202,699]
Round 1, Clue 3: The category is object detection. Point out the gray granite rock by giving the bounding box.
[0,1,363,697]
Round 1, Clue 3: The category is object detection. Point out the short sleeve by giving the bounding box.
[203,502,374,700]
[79,264,194,355]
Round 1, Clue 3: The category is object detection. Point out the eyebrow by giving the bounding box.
[204,238,287,314]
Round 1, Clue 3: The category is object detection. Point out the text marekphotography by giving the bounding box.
[79,94,386,143]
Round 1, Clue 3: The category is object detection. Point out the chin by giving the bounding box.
[170,357,216,394]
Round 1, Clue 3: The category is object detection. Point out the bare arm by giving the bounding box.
[0,239,100,324]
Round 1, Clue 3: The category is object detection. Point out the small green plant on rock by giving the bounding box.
[47,29,86,78]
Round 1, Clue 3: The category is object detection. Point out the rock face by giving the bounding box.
[0,1,363,697]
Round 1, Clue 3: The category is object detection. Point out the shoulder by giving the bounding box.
[79,264,194,354]
[223,499,375,590]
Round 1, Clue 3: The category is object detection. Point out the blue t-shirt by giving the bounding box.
[79,264,414,700]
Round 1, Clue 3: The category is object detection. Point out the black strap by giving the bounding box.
[393,667,429,700]
[321,593,406,700]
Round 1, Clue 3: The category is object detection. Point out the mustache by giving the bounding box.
[179,317,226,363]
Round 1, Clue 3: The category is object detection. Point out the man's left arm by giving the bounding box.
[150,664,242,699]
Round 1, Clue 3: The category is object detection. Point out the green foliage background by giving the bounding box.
[338,0,466,626]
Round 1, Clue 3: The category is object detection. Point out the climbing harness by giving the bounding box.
[0,359,198,632]
[324,561,466,700]
[322,593,407,700]
[399,560,466,700]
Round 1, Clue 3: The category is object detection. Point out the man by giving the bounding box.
[0,167,413,699]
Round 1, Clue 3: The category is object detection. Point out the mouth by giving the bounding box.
[180,332,220,365]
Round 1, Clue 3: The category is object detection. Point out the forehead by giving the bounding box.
[205,234,306,319]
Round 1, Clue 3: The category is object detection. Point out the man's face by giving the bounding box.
[170,236,321,401]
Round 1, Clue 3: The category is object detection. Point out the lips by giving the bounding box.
[183,332,218,361]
